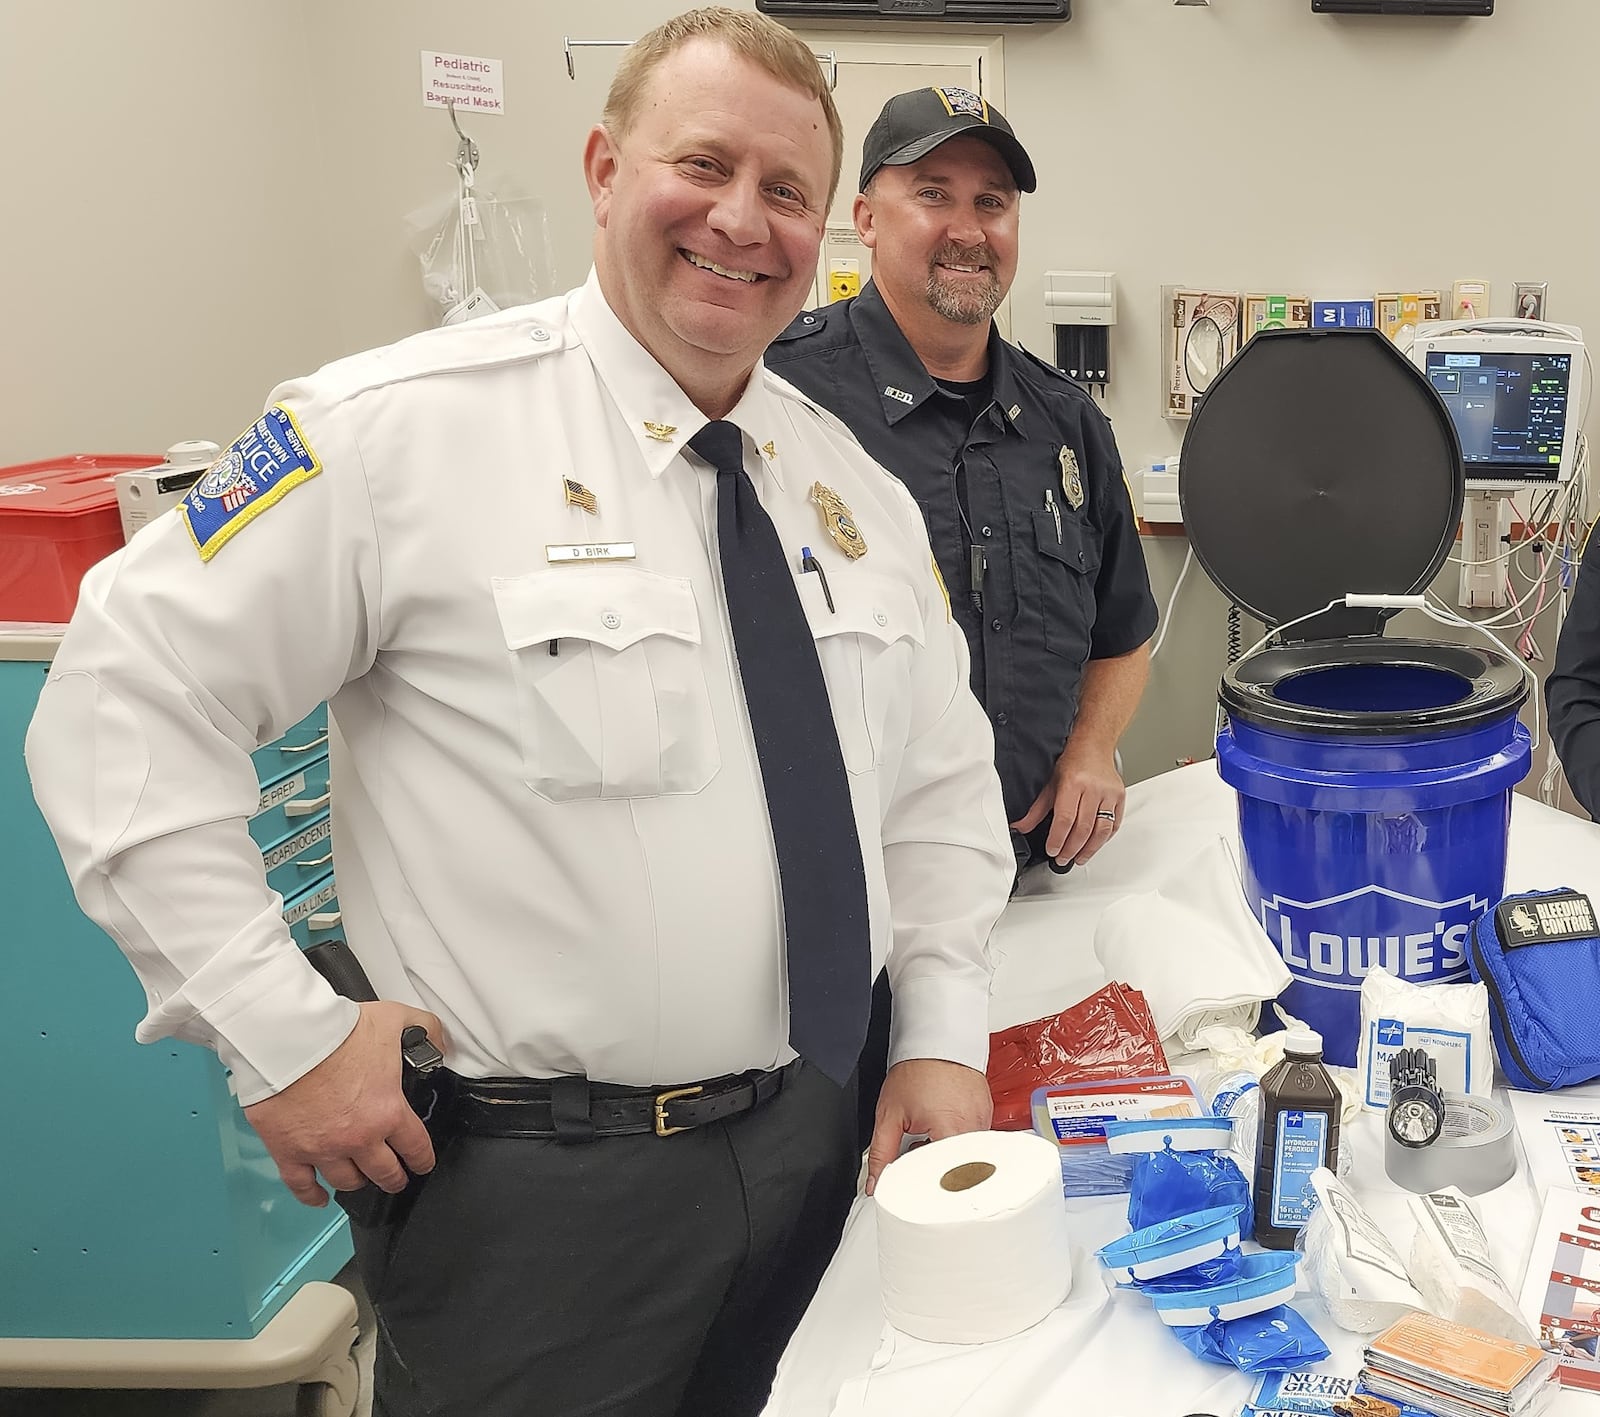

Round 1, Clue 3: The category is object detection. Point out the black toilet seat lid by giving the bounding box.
[1178,328,1464,641]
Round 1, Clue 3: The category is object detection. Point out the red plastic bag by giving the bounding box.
[986,982,1169,1131]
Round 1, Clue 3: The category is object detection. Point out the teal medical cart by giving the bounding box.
[0,634,359,1416]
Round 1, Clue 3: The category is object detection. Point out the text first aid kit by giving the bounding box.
[0,454,154,622]
[1030,1074,1203,1196]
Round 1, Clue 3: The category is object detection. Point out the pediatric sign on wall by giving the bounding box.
[420,50,504,114]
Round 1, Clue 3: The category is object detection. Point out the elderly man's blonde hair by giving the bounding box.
[601,7,844,204]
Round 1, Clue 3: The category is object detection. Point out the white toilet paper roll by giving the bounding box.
[874,1130,1073,1344]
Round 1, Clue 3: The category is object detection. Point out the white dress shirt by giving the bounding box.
[26,272,1013,1106]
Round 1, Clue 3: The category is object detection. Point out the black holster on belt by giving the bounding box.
[303,938,451,1230]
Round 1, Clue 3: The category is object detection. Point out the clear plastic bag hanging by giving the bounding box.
[406,106,556,327]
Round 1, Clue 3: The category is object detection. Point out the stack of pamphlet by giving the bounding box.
[1360,1312,1559,1417]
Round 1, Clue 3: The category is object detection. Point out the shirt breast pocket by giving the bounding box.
[491,568,719,802]
[1033,510,1101,662]
[799,570,924,775]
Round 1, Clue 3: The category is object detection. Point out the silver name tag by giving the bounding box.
[546,542,637,563]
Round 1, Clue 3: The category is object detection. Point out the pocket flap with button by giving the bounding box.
[1033,511,1101,579]
[492,568,701,653]
[799,570,925,649]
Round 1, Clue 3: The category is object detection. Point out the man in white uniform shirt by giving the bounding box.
[25,9,1013,1415]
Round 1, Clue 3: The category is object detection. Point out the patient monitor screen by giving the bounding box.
[1424,350,1573,482]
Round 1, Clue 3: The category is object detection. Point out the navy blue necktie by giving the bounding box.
[689,420,870,1086]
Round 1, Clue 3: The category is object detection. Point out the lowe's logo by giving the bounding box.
[1259,884,1485,990]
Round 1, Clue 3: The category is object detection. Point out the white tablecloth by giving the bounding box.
[765,761,1600,1417]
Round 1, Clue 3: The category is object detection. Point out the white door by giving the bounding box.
[805,36,1011,338]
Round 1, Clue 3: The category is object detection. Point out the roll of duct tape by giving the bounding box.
[1383,1092,1516,1196]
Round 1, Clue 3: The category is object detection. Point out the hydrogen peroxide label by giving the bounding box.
[1270,1109,1327,1229]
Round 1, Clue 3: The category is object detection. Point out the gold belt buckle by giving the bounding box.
[653,1085,703,1137]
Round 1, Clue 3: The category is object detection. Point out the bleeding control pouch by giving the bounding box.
[1466,889,1600,1091]
[1104,1116,1253,1232]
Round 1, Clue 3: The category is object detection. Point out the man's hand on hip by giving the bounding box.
[865,1058,993,1195]
[243,1000,447,1207]
[1010,742,1125,868]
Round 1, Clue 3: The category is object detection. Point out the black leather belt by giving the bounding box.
[450,1060,801,1141]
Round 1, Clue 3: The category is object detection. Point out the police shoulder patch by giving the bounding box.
[181,405,321,562]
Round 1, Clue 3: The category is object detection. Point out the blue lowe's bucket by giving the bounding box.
[1177,330,1537,1068]
[1215,637,1530,1065]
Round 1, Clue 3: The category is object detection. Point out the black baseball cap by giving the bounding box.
[858,86,1037,194]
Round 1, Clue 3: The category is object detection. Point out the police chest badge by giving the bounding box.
[1059,446,1085,511]
[810,482,866,560]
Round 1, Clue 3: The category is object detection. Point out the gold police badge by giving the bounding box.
[810,482,867,559]
[1060,446,1085,511]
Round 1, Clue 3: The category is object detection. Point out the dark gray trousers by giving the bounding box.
[351,1064,857,1417]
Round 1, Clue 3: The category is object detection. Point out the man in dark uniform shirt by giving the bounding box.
[768,87,1157,1141]
[770,87,1156,869]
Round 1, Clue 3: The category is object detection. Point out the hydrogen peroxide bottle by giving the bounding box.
[1253,1027,1341,1250]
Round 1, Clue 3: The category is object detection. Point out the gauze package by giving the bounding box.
[1357,966,1492,1111]
[1296,1168,1425,1333]
[1104,1116,1252,1232]
[1407,1186,1535,1343]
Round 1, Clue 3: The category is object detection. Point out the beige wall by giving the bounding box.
[0,1,343,461]
[5,0,1594,800]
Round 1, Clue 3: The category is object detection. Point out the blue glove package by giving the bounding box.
[1171,1304,1331,1374]
[1104,1116,1252,1232]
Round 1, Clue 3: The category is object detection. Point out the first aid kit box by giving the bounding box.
[0,454,155,623]
[1032,1074,1203,1196]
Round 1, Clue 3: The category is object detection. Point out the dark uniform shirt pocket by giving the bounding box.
[1032,510,1100,663]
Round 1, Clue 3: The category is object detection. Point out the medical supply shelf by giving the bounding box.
[0,633,357,1414]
